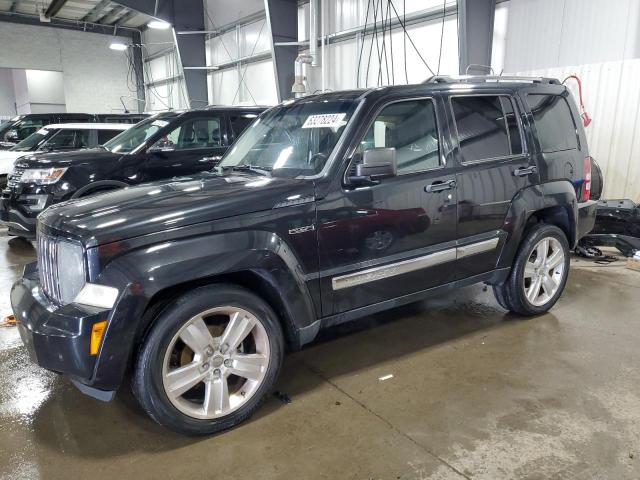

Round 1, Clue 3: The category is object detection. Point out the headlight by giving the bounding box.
[21,167,67,184]
[56,240,86,304]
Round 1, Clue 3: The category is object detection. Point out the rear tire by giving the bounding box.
[133,284,285,436]
[493,224,570,316]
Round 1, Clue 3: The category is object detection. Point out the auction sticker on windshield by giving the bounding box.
[302,113,347,129]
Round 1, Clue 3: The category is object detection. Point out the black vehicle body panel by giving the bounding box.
[0,107,266,236]
[11,79,598,398]
[577,199,640,256]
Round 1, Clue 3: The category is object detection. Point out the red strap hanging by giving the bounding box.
[562,74,592,127]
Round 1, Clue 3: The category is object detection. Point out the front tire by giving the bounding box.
[133,284,284,435]
[493,224,570,316]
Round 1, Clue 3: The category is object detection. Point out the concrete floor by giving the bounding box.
[0,229,639,480]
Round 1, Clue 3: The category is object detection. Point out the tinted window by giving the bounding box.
[45,129,90,149]
[359,99,440,173]
[157,117,221,150]
[527,94,578,152]
[97,129,122,144]
[500,97,523,155]
[452,95,523,162]
[14,119,45,141]
[230,113,259,138]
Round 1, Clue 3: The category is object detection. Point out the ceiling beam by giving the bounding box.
[96,5,126,24]
[44,0,68,18]
[0,10,138,36]
[81,0,111,22]
[114,9,138,26]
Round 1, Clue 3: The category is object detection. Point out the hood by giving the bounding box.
[39,172,315,246]
[17,148,120,168]
[0,150,26,175]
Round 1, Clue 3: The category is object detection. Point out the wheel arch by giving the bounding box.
[89,230,318,391]
[71,180,129,198]
[136,270,303,352]
[497,181,578,269]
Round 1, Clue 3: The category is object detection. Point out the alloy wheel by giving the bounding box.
[161,306,270,420]
[522,237,566,307]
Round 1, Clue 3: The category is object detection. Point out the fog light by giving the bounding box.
[90,320,107,356]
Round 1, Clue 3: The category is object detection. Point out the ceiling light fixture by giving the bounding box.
[109,41,128,51]
[148,20,171,30]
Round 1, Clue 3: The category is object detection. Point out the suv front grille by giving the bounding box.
[37,232,62,303]
[7,164,26,189]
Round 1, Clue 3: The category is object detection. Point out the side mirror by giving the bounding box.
[349,147,397,185]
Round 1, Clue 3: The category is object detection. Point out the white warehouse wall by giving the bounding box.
[0,22,136,114]
[0,69,16,117]
[501,0,640,201]
[503,0,640,71]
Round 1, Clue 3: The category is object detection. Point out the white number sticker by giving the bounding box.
[152,120,169,127]
[302,113,347,129]
[37,128,49,135]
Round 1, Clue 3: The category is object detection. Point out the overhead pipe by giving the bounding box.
[291,54,313,97]
[309,0,318,67]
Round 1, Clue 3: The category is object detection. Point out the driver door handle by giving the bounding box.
[425,179,456,193]
[513,165,537,177]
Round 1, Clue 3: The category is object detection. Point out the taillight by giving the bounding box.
[582,157,592,201]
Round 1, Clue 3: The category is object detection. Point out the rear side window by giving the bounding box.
[526,94,578,152]
[97,129,122,144]
[451,95,523,162]
[230,113,259,138]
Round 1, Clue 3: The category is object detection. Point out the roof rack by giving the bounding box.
[424,75,561,85]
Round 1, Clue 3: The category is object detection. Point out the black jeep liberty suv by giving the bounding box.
[11,76,598,435]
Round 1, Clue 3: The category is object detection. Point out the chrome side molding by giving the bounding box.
[332,237,500,291]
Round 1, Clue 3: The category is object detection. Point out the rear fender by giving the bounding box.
[497,181,578,269]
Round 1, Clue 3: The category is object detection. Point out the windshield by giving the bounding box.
[103,115,172,153]
[12,127,54,151]
[219,99,359,176]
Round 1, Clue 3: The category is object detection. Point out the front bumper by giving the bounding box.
[11,268,116,400]
[577,199,598,241]
[0,190,52,237]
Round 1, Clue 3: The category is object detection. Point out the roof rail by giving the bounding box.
[423,75,561,85]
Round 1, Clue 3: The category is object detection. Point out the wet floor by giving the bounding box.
[0,227,639,479]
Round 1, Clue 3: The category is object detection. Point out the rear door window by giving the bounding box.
[526,94,578,152]
[451,95,523,162]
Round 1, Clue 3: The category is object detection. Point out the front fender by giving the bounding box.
[89,230,317,390]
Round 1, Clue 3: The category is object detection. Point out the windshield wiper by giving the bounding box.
[228,164,272,176]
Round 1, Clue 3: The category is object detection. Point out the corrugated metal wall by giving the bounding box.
[516,61,640,201]
[503,0,640,72]
[501,0,640,201]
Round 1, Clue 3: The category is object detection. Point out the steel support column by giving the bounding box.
[114,0,207,108]
[264,0,298,102]
[458,0,496,75]
[131,30,147,113]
